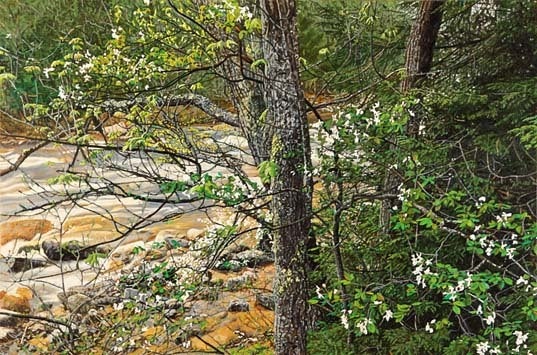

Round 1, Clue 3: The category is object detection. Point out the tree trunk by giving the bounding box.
[401,0,444,91]
[260,0,312,353]
[402,0,445,135]
[379,0,445,233]
[224,40,272,166]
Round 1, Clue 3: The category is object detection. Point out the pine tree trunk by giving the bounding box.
[380,0,444,233]
[260,0,312,353]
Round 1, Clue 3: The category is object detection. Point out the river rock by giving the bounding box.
[255,292,275,311]
[41,240,108,261]
[0,288,32,313]
[232,249,273,267]
[57,279,119,308]
[227,299,249,312]
[220,244,249,260]
[166,237,190,249]
[2,256,48,273]
[224,271,257,290]
[0,219,53,246]
[65,293,92,313]
[0,327,16,343]
[186,228,205,240]
[123,287,139,300]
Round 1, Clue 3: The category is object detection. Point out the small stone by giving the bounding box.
[224,271,257,290]
[123,288,139,300]
[186,228,205,240]
[227,299,249,312]
[165,237,190,249]
[232,250,273,267]
[165,298,180,309]
[164,308,177,317]
[255,292,275,311]
[65,293,92,313]
[220,244,250,260]
[0,314,18,327]
[0,327,16,342]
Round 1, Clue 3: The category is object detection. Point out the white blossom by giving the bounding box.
[356,318,372,335]
[383,309,393,322]
[495,212,512,225]
[476,341,490,355]
[476,304,483,315]
[340,309,351,330]
[513,330,529,350]
[43,67,54,78]
[485,311,496,325]
[411,253,423,267]
[516,276,528,286]
[425,319,436,333]
[58,86,68,100]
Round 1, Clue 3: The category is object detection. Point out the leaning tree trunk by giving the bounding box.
[260,0,312,353]
[379,0,445,233]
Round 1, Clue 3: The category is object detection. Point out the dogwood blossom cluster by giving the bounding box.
[355,318,373,335]
[411,252,435,288]
[340,309,352,330]
[443,273,472,301]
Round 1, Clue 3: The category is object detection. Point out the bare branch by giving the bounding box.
[99,94,239,127]
[0,310,71,329]
[0,141,49,177]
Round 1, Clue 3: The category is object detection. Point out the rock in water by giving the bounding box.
[41,240,107,261]
[2,256,48,273]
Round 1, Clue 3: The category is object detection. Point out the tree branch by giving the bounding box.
[99,93,239,127]
[0,141,49,177]
[0,310,71,329]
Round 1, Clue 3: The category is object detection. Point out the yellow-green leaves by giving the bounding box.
[258,160,278,184]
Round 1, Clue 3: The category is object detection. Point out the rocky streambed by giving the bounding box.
[0,135,276,352]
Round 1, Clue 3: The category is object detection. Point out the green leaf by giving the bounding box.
[453,305,461,315]
[85,252,107,267]
[258,160,278,184]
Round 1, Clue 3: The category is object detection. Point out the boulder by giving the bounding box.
[41,240,108,261]
[2,256,48,273]
[65,293,92,313]
[255,292,275,311]
[227,299,249,312]
[186,228,205,241]
[0,289,32,313]
[0,219,53,246]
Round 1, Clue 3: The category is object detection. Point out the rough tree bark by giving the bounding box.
[260,0,312,353]
[223,39,272,166]
[380,0,445,233]
[402,0,445,135]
